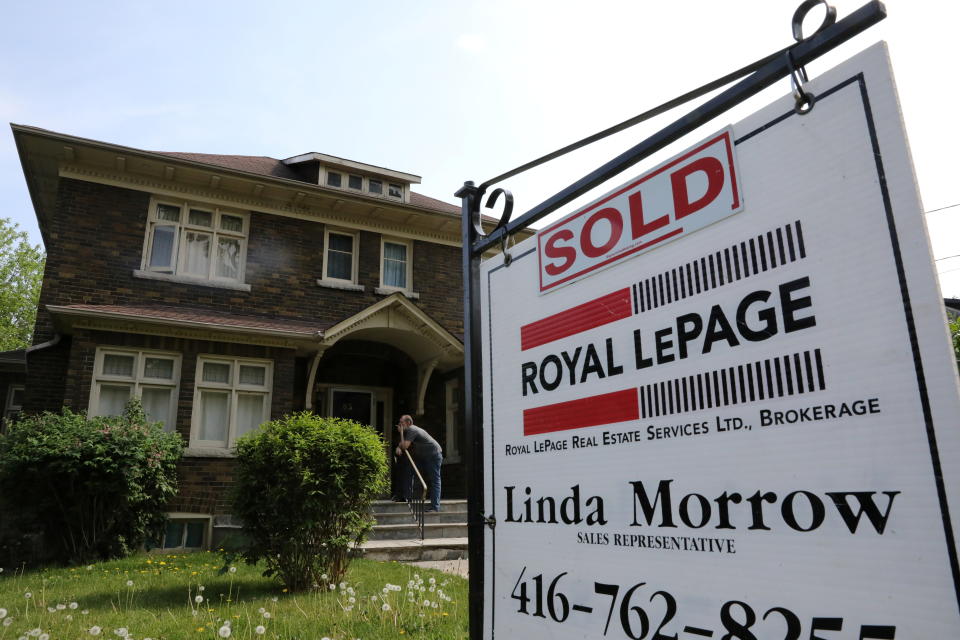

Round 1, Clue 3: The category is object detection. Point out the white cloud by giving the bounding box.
[456,33,487,53]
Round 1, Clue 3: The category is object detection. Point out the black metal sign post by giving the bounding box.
[458,3,885,638]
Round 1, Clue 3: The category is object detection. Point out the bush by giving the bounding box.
[232,413,388,591]
[0,400,182,564]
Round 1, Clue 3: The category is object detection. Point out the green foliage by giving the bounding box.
[950,315,960,370]
[0,399,183,564]
[233,412,389,591]
[0,218,44,351]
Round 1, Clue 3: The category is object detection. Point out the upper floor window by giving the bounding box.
[143,199,249,284]
[323,229,359,284]
[326,171,342,188]
[191,356,272,449]
[88,348,181,432]
[388,183,403,199]
[348,174,363,190]
[380,238,412,291]
[369,179,383,195]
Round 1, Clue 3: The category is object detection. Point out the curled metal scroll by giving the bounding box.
[792,0,837,42]
[485,188,515,265]
[787,0,835,114]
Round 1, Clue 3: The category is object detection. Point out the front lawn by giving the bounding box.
[0,552,466,640]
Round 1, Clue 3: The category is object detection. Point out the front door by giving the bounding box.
[330,389,373,425]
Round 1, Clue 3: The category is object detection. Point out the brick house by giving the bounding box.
[9,124,487,549]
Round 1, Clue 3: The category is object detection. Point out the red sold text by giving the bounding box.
[537,130,742,292]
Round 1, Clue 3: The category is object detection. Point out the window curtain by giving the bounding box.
[184,232,211,276]
[200,391,229,442]
[383,243,407,288]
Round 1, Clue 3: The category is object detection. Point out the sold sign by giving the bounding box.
[537,130,742,293]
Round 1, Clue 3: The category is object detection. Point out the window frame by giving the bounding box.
[88,348,181,432]
[140,198,250,285]
[444,378,463,464]
[154,513,212,551]
[322,228,360,285]
[190,355,273,450]
[379,236,413,292]
[2,384,24,432]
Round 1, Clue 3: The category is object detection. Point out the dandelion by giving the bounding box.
[126,580,134,587]
[90,627,102,636]
[39,634,49,640]
[81,610,90,615]
[0,609,7,619]
[69,603,78,610]
[228,567,237,574]
[198,586,205,592]
[348,596,356,604]
[320,573,328,581]
[24,592,32,599]
[262,612,271,619]
[429,577,436,585]
[194,595,204,604]
[66,615,73,621]
[371,595,378,602]
[29,629,41,637]
[218,625,231,638]
[47,607,56,613]
[328,584,335,591]
[3,618,12,627]
[338,582,346,590]
[257,608,265,614]
[382,603,391,611]
[423,599,431,606]
[270,597,278,603]
[254,626,265,635]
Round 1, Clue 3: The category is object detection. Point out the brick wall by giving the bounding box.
[34,179,463,338]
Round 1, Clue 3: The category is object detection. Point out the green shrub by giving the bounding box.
[0,400,182,564]
[232,412,388,591]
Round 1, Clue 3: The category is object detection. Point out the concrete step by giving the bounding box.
[359,537,468,562]
[373,510,466,525]
[371,499,467,516]
[368,522,468,541]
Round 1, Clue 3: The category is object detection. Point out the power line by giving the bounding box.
[925,202,960,215]
[935,254,960,262]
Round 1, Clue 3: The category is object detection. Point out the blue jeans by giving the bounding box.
[403,453,442,511]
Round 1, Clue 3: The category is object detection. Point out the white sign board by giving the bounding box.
[480,42,960,639]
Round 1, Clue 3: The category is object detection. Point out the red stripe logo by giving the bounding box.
[523,388,640,436]
[521,288,632,351]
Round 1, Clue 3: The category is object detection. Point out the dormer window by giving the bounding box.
[388,183,403,199]
[348,175,363,190]
[369,179,383,195]
[326,171,342,188]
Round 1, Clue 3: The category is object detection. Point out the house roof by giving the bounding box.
[47,304,327,340]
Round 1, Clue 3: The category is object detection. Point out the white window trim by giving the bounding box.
[2,384,24,431]
[318,167,408,202]
[156,513,212,551]
[444,378,462,464]
[190,355,273,450]
[321,228,360,286]
[87,348,181,432]
[379,236,414,294]
[139,197,250,287]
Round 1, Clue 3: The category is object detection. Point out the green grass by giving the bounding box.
[0,552,467,639]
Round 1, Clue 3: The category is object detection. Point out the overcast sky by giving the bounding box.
[2,0,958,296]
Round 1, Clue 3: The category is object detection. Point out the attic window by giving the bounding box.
[369,179,383,195]
[348,175,363,190]
[388,183,402,198]
[326,171,342,188]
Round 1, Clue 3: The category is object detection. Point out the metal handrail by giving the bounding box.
[403,450,428,541]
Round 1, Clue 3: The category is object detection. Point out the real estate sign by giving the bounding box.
[480,43,960,638]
